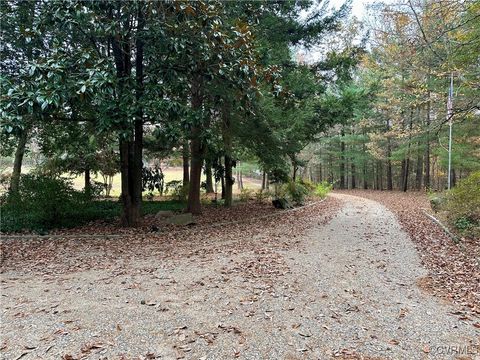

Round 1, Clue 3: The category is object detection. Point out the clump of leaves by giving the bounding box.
[142,166,164,195]
[444,171,480,238]
[315,181,333,199]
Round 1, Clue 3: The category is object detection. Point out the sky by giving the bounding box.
[329,0,375,20]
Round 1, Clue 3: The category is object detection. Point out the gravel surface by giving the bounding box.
[1,194,478,359]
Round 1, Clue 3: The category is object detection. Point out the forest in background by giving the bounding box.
[300,0,479,191]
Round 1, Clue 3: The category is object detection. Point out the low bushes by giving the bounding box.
[269,180,332,208]
[0,174,184,233]
[444,171,480,238]
[315,181,333,199]
[285,181,310,205]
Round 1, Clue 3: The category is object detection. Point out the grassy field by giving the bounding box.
[67,167,261,196]
[1,166,262,197]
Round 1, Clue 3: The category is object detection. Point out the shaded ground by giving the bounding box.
[1,194,479,359]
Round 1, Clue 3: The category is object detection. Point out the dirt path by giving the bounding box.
[1,194,478,359]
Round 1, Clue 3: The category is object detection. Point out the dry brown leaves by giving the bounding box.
[0,198,342,279]
[336,190,480,323]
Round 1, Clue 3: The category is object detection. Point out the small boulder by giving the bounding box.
[166,213,194,226]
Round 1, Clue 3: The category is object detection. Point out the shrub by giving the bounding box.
[315,181,333,199]
[429,193,446,213]
[165,180,188,201]
[1,174,186,233]
[90,181,106,198]
[298,178,316,192]
[239,188,254,201]
[285,181,309,205]
[444,171,480,237]
[1,174,90,232]
[255,189,273,202]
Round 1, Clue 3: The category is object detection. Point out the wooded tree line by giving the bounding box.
[1,0,357,226]
[300,0,479,191]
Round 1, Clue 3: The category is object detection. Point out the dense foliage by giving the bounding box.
[1,0,477,232]
[1,0,351,228]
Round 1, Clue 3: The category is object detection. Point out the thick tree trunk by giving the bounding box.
[187,75,204,214]
[188,129,203,214]
[262,171,266,190]
[9,128,29,195]
[224,155,233,206]
[182,141,189,185]
[114,5,144,226]
[205,161,214,193]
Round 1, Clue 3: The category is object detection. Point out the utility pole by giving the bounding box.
[447,73,454,190]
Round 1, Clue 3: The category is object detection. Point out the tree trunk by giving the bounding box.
[262,171,266,190]
[362,139,368,189]
[339,130,346,189]
[224,155,233,206]
[351,161,356,189]
[415,149,423,190]
[221,170,225,200]
[424,94,431,190]
[9,128,29,195]
[205,161,214,193]
[188,129,203,214]
[84,167,91,195]
[182,140,189,185]
[386,120,393,190]
[222,105,234,207]
[112,9,143,227]
[187,75,204,214]
[402,109,414,192]
[9,1,34,195]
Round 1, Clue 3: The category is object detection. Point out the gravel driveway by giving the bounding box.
[1,194,478,359]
